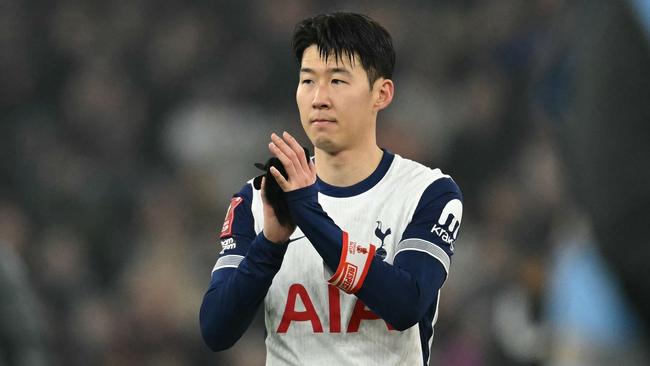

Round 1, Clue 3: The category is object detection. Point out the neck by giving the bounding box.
[315,143,384,187]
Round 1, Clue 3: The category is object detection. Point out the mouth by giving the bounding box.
[310,118,336,125]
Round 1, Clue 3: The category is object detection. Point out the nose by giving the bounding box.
[312,83,331,109]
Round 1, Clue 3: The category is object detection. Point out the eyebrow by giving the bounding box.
[300,67,352,76]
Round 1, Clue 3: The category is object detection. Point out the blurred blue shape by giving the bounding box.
[631,0,650,41]
[547,239,639,346]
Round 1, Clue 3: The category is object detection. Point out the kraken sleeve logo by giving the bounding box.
[219,237,237,254]
[431,199,463,249]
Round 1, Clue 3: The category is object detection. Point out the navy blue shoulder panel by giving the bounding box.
[237,182,253,201]
[400,177,463,258]
[217,183,256,257]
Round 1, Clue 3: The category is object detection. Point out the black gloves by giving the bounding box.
[253,146,310,227]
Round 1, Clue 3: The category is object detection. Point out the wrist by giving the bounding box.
[285,183,318,203]
[262,230,290,245]
[248,232,289,268]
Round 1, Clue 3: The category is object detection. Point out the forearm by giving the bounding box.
[356,253,446,330]
[285,184,445,330]
[200,233,288,351]
[285,185,341,271]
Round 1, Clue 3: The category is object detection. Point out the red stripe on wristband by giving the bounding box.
[328,231,349,286]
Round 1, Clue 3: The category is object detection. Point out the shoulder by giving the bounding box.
[235,181,255,201]
[393,157,464,261]
[385,154,461,198]
[230,178,266,207]
[387,155,463,237]
[219,181,257,239]
[225,181,255,216]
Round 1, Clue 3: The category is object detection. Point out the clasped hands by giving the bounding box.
[267,131,317,192]
[261,131,316,244]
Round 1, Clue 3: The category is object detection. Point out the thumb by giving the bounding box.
[260,177,267,204]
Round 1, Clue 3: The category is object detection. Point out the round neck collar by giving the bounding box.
[316,149,394,198]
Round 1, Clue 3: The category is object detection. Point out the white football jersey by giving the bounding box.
[238,153,458,365]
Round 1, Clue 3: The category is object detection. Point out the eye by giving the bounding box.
[331,79,346,85]
[301,79,314,85]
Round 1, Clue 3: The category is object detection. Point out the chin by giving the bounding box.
[313,137,339,154]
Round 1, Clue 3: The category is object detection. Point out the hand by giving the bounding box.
[268,131,317,192]
[261,176,295,244]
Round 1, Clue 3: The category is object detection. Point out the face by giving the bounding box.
[296,45,392,153]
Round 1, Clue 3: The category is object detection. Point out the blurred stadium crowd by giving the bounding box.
[1,0,648,365]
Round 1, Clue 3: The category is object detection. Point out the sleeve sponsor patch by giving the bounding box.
[219,237,237,254]
[430,198,462,252]
[220,197,243,238]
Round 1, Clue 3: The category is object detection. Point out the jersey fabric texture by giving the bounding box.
[200,150,463,366]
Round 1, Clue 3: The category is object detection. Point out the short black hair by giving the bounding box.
[291,12,395,88]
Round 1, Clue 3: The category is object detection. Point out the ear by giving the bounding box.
[373,78,394,112]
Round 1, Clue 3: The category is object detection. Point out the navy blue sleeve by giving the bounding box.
[285,178,462,331]
[398,177,462,263]
[199,184,289,351]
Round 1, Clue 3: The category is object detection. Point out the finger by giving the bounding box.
[269,141,297,178]
[260,177,267,204]
[270,166,290,191]
[278,132,310,182]
[271,133,297,160]
[271,133,301,174]
[282,131,309,172]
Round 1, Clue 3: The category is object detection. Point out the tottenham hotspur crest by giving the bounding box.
[374,221,391,260]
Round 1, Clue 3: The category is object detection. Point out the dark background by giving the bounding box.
[1,0,649,365]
